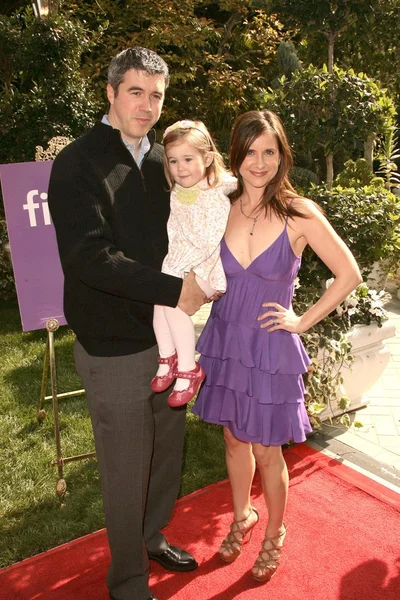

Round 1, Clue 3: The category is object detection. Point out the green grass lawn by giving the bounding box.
[0,299,227,568]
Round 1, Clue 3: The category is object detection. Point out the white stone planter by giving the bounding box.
[366,260,391,291]
[320,319,396,420]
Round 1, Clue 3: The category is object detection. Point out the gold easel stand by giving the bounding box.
[37,318,96,502]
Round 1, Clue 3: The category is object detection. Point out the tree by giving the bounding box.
[276,40,303,80]
[336,0,400,101]
[267,0,400,178]
[263,65,396,187]
[62,0,282,151]
[268,0,371,73]
[268,0,400,101]
[0,7,101,164]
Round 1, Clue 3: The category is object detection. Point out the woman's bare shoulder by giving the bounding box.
[290,196,322,218]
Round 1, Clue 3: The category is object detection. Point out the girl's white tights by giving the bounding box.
[153,275,217,391]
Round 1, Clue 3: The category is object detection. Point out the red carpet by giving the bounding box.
[1,444,399,600]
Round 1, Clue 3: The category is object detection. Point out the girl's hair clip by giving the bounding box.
[163,120,200,139]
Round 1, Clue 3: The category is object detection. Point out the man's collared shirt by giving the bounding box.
[102,114,151,167]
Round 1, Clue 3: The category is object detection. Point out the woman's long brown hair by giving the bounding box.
[229,110,308,220]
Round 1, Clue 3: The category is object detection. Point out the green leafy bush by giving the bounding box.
[334,158,383,189]
[0,206,15,300]
[307,184,400,277]
[0,10,101,164]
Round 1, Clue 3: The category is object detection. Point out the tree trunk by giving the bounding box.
[364,134,375,169]
[217,11,242,54]
[326,153,334,189]
[326,32,336,186]
[327,32,335,73]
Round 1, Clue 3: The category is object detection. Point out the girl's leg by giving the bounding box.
[163,305,196,391]
[219,427,258,561]
[164,275,216,391]
[153,305,177,377]
[194,274,217,299]
[250,443,289,580]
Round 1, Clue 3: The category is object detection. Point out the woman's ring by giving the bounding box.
[274,318,278,325]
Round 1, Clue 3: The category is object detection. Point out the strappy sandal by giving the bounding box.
[150,352,178,393]
[252,523,287,583]
[219,507,259,563]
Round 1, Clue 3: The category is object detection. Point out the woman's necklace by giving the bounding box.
[239,198,260,236]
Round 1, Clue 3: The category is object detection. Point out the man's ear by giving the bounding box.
[106,83,115,105]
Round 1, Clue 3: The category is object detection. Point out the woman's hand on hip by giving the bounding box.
[258,302,304,334]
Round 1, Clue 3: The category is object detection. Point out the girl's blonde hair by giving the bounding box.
[162,120,225,188]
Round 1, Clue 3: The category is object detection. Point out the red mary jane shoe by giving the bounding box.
[168,362,205,408]
[150,352,178,393]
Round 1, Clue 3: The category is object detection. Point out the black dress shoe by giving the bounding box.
[148,544,198,572]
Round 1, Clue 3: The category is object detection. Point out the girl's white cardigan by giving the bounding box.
[162,173,237,291]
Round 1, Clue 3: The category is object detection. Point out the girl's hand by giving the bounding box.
[258,302,304,333]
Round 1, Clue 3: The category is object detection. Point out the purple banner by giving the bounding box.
[0,161,66,332]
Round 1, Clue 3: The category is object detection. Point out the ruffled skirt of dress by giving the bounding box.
[192,313,313,446]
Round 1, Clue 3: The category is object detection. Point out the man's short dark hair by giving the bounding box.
[108,46,170,94]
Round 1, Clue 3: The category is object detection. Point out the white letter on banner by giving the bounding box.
[40,192,51,225]
[23,190,40,227]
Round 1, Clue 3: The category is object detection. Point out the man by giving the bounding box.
[48,47,206,600]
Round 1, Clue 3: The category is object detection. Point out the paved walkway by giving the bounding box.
[192,295,400,475]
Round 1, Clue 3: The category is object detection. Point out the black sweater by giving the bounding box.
[48,122,182,356]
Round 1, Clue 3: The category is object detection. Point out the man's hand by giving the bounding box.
[177,270,207,315]
[208,291,224,302]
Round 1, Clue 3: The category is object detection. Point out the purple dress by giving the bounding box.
[192,220,313,446]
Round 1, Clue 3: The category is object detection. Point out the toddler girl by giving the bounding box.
[151,120,236,407]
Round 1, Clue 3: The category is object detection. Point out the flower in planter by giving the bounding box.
[338,283,389,328]
[325,279,389,328]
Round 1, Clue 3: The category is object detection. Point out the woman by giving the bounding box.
[193,110,362,583]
